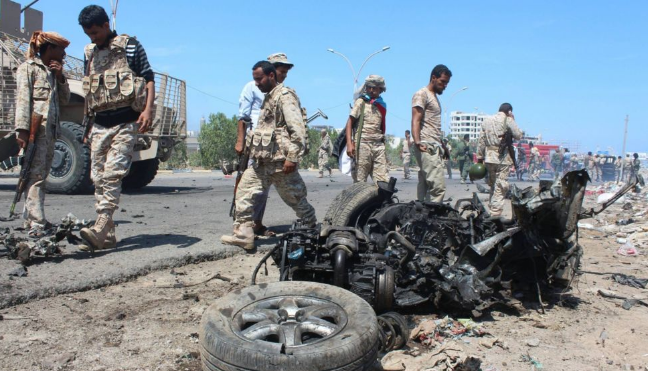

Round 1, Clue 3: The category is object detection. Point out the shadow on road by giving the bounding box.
[122,186,213,195]
[117,233,202,249]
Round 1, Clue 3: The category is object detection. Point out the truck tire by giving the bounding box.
[324,182,383,227]
[122,158,159,190]
[46,121,93,194]
[200,281,380,371]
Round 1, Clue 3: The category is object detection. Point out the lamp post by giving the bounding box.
[327,46,391,97]
[444,86,468,134]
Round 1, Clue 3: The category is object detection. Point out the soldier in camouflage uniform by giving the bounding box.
[221,61,316,250]
[401,130,412,179]
[14,31,70,237]
[411,65,452,202]
[477,103,523,217]
[454,134,471,184]
[318,129,332,178]
[345,75,389,183]
[77,6,155,251]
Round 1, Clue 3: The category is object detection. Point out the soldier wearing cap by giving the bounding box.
[318,129,332,178]
[400,130,412,179]
[14,31,70,237]
[345,75,389,183]
[221,61,316,250]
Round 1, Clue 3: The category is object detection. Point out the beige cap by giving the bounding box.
[365,74,386,91]
[267,52,293,66]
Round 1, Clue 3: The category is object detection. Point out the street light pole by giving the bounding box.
[327,46,391,97]
[443,86,468,135]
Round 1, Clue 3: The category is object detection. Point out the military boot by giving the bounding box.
[79,225,116,251]
[220,222,255,250]
[80,213,114,252]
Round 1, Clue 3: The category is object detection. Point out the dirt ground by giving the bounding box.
[1,195,648,371]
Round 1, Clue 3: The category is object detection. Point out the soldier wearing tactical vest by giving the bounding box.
[221,61,316,250]
[77,5,155,252]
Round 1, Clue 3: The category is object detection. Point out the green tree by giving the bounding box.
[385,135,403,167]
[165,141,188,169]
[198,113,238,169]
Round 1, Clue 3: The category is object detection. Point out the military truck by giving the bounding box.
[0,0,186,193]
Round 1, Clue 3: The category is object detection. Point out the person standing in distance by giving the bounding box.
[400,130,412,179]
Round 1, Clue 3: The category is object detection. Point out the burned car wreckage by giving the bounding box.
[253,170,643,316]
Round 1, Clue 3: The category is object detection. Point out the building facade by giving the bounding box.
[449,111,487,140]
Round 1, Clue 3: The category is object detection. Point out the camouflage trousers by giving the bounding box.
[318,149,331,175]
[234,161,316,225]
[90,123,137,216]
[23,124,56,227]
[459,159,472,181]
[355,141,389,183]
[414,144,445,202]
[402,153,411,178]
[485,163,510,216]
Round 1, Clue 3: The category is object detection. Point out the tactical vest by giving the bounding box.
[82,35,147,113]
[247,86,305,162]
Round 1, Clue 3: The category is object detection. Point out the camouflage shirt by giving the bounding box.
[477,112,522,165]
[319,134,332,153]
[350,98,384,142]
[15,57,70,133]
[254,83,306,163]
[411,87,442,145]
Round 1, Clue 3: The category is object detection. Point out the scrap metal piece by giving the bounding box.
[469,227,521,256]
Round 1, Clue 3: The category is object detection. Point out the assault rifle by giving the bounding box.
[229,117,252,219]
[498,128,517,170]
[9,114,43,218]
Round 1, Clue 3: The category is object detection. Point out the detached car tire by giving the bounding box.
[325,182,383,227]
[46,121,93,194]
[200,281,380,371]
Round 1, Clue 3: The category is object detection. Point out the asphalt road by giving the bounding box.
[0,168,530,308]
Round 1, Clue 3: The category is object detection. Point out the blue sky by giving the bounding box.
[34,0,647,153]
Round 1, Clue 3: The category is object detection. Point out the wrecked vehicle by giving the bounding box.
[199,171,643,371]
[252,170,643,316]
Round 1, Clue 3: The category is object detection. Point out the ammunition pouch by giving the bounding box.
[249,126,278,160]
[82,69,146,113]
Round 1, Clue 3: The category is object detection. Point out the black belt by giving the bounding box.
[95,107,140,128]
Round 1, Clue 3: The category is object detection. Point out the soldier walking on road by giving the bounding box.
[476,103,523,217]
[630,153,641,179]
[528,142,540,180]
[318,129,332,178]
[615,155,623,182]
[455,134,471,184]
[401,130,412,179]
[623,154,632,182]
[516,143,527,181]
[345,75,389,183]
[411,64,452,202]
[14,31,70,237]
[77,6,156,251]
[221,61,316,250]
[444,139,453,179]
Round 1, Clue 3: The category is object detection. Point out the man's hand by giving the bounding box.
[235,139,244,155]
[137,108,152,133]
[283,160,297,174]
[48,60,64,82]
[417,143,427,152]
[16,130,28,149]
[347,142,356,158]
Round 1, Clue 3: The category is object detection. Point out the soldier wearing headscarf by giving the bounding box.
[345,75,389,183]
[14,31,70,237]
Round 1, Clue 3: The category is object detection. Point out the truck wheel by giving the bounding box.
[46,121,93,194]
[200,281,380,371]
[324,182,383,228]
[122,158,159,190]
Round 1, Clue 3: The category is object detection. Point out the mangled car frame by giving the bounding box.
[254,170,643,316]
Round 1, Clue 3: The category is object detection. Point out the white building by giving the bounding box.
[449,111,487,140]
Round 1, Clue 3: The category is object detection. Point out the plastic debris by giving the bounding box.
[617,242,640,257]
[410,316,487,348]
